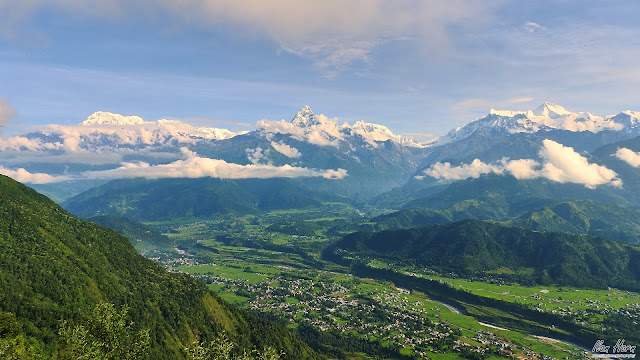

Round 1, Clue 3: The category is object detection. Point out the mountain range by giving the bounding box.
[6,102,640,231]
[4,102,640,358]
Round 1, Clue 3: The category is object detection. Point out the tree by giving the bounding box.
[58,303,150,360]
[0,312,43,360]
[185,332,282,360]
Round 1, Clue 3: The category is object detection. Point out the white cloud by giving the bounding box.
[246,147,270,165]
[424,159,504,181]
[523,22,547,33]
[537,139,620,188]
[82,150,346,181]
[271,141,301,158]
[502,158,539,179]
[0,146,347,183]
[615,147,640,167]
[507,97,535,104]
[421,139,621,188]
[0,136,62,151]
[257,116,345,147]
[0,166,70,184]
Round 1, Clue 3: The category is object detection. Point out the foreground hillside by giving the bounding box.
[0,175,319,359]
[328,219,640,291]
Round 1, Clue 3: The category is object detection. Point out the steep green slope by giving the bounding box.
[89,215,172,246]
[63,177,338,221]
[0,175,319,359]
[327,220,640,291]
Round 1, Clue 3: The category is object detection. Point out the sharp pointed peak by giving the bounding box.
[291,105,320,127]
[533,102,572,117]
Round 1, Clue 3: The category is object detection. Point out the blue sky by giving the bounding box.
[1,0,640,138]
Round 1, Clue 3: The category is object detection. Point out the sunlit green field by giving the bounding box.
[136,207,603,359]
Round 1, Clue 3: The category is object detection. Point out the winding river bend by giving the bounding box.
[427,297,589,352]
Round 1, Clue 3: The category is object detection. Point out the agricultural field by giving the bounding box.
[136,209,597,359]
[366,261,640,334]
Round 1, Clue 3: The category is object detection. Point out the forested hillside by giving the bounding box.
[63,177,340,221]
[328,220,640,290]
[0,175,319,360]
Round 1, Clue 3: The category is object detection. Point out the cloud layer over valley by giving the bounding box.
[0,147,347,184]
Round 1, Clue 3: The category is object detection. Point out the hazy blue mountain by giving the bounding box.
[63,177,342,221]
[373,199,640,245]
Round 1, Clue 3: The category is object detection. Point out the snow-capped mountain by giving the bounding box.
[80,111,145,126]
[0,111,245,153]
[433,102,639,146]
[291,105,321,127]
[261,105,428,148]
[349,120,426,148]
[78,111,243,142]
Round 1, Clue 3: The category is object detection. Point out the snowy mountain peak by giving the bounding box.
[352,120,394,135]
[431,102,640,146]
[291,105,320,127]
[533,102,572,118]
[489,109,530,117]
[80,111,145,126]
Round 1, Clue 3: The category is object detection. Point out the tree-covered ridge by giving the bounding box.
[373,199,640,245]
[328,219,640,291]
[89,215,172,246]
[0,175,319,360]
[63,177,340,221]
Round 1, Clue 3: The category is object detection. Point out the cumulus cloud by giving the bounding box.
[421,139,621,188]
[246,147,270,165]
[271,141,302,158]
[614,148,640,167]
[502,158,540,179]
[537,139,620,188]
[424,159,504,181]
[0,98,16,129]
[0,166,70,184]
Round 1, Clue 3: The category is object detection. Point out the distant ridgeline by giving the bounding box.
[63,177,339,221]
[0,175,319,360]
[326,219,640,291]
